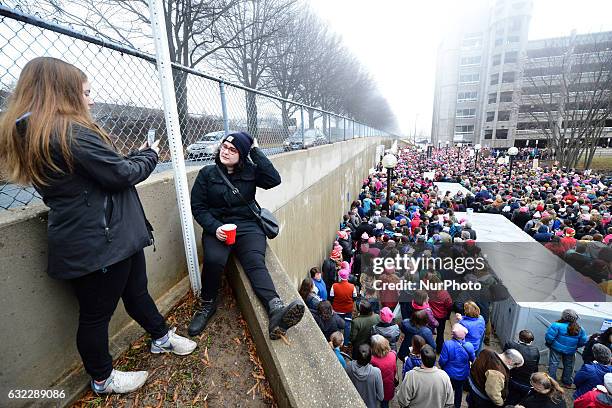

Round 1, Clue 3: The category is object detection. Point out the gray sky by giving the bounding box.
[308,0,612,136]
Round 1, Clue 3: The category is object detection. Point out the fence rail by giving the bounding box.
[0,5,392,211]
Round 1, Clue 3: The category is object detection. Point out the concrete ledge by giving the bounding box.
[226,247,365,408]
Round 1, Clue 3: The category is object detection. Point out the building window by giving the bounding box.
[486,112,495,122]
[462,38,482,48]
[489,93,497,104]
[493,54,501,66]
[509,17,522,31]
[498,110,511,121]
[496,129,509,139]
[502,72,515,83]
[456,108,476,118]
[459,73,480,83]
[484,130,493,139]
[506,36,520,44]
[460,56,481,66]
[504,51,518,63]
[495,37,504,46]
[457,91,478,102]
[499,91,513,102]
[455,125,475,134]
[490,73,499,85]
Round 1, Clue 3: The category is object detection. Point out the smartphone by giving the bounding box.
[147,128,155,147]
[15,112,32,136]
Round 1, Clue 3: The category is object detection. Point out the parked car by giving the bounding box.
[283,129,328,151]
[186,131,225,159]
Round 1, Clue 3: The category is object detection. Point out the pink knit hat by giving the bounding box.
[338,268,350,280]
[380,307,394,323]
[452,323,468,340]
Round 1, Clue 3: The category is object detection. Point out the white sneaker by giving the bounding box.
[92,369,148,394]
[150,327,197,356]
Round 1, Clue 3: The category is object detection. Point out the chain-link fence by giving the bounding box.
[0,5,392,211]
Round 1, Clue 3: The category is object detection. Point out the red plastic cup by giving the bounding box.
[221,224,237,245]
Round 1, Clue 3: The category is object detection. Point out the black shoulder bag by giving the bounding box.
[216,166,280,239]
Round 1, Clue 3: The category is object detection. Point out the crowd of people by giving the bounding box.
[298,145,612,407]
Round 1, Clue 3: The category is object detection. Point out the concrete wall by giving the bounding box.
[0,137,385,407]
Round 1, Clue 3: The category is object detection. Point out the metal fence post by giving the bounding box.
[149,0,201,294]
[219,81,230,136]
[328,114,331,143]
[343,118,346,141]
[300,106,305,149]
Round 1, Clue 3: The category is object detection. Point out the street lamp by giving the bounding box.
[382,153,398,212]
[474,143,481,167]
[507,146,519,180]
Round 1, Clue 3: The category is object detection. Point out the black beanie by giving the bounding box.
[223,131,253,159]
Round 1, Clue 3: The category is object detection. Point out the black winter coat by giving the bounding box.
[504,340,540,384]
[35,124,158,279]
[190,147,281,236]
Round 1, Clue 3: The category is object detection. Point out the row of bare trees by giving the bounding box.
[18,0,398,137]
[518,32,612,169]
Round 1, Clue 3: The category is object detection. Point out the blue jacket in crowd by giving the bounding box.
[397,320,436,361]
[545,322,588,355]
[459,315,486,352]
[312,277,328,301]
[402,354,422,379]
[439,338,476,380]
[573,362,612,399]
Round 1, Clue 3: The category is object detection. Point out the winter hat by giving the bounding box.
[452,323,468,340]
[223,131,253,159]
[565,228,576,237]
[561,308,578,322]
[593,343,612,364]
[361,232,369,240]
[380,307,394,323]
[376,223,384,230]
[368,237,376,244]
[338,266,350,280]
[337,230,349,240]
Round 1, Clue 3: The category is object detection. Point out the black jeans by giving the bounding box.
[71,250,167,381]
[449,378,465,408]
[435,317,448,354]
[201,233,278,310]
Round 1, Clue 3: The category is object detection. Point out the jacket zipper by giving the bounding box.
[103,195,112,242]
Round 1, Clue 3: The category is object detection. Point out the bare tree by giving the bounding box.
[519,32,612,169]
[22,0,251,140]
[213,0,297,137]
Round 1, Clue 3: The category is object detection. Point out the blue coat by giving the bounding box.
[573,362,612,399]
[397,320,435,361]
[459,316,486,352]
[439,339,475,380]
[402,354,422,379]
[545,322,588,355]
[312,277,328,301]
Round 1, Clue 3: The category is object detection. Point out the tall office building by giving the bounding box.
[431,0,612,149]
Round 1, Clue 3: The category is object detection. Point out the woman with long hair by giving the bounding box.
[544,308,588,387]
[515,372,566,408]
[0,57,196,394]
[313,300,345,341]
[298,277,321,314]
[188,130,304,339]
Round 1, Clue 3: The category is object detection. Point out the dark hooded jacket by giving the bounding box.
[34,124,157,279]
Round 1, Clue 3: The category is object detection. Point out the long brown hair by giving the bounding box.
[0,57,112,186]
[530,372,564,402]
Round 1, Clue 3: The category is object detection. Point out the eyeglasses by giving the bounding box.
[220,143,239,155]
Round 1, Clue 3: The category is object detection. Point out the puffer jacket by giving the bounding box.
[371,322,401,351]
[439,338,475,380]
[34,124,158,279]
[573,362,612,399]
[191,147,280,236]
[459,315,486,352]
[545,322,588,355]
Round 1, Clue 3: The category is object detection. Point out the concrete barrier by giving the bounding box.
[0,138,385,407]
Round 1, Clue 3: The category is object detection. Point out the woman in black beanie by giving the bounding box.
[188,131,304,339]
